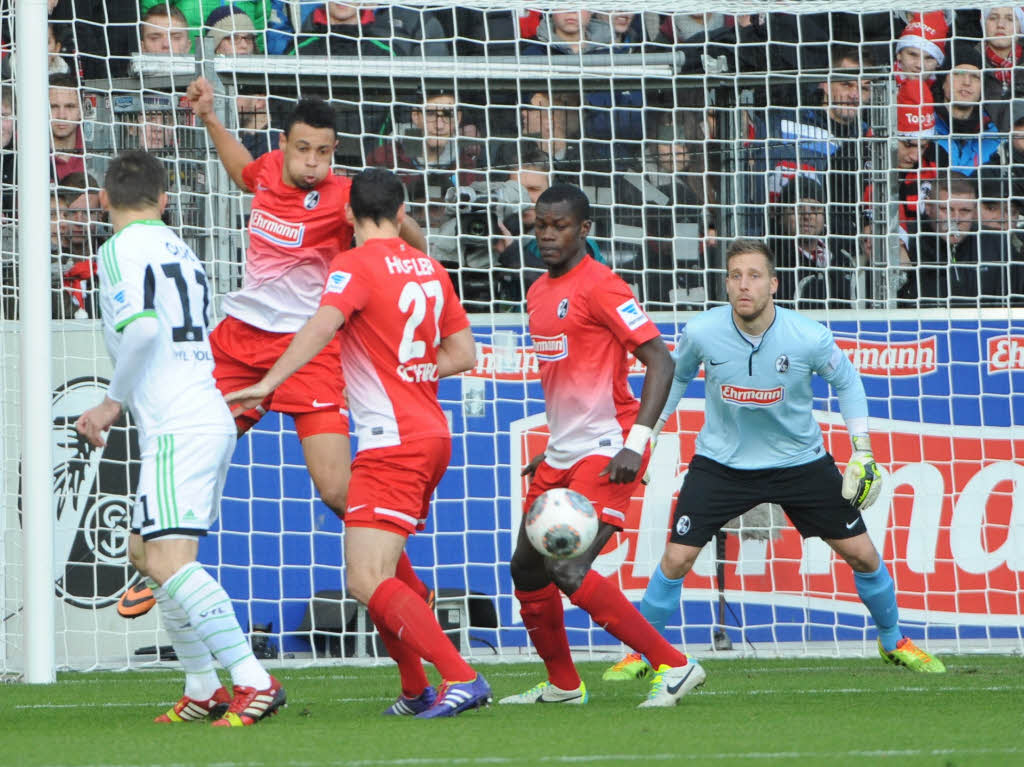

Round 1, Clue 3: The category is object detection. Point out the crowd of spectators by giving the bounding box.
[2,5,1024,317]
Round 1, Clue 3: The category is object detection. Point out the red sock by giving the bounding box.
[395,550,431,604]
[516,583,580,690]
[368,577,475,682]
[376,622,430,698]
[570,571,688,669]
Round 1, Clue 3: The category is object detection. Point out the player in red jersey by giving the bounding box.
[186,76,423,510]
[226,168,491,718]
[111,80,432,619]
[499,184,705,708]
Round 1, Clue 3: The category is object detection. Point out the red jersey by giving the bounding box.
[527,256,659,469]
[319,238,469,451]
[222,150,354,333]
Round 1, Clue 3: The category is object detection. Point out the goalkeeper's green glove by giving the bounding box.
[842,436,882,511]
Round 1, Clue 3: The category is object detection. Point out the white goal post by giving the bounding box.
[3,2,1024,679]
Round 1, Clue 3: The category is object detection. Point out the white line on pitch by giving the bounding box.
[16,684,1021,711]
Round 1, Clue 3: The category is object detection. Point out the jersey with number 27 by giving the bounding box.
[97,220,234,442]
[527,255,660,469]
[319,238,470,452]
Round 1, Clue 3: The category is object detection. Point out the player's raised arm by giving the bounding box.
[187,77,254,191]
[225,304,345,413]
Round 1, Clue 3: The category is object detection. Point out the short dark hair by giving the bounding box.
[103,150,166,210]
[48,72,78,90]
[726,238,776,273]
[141,4,188,26]
[536,183,590,222]
[830,44,870,69]
[350,167,404,225]
[54,171,99,206]
[934,171,976,199]
[283,97,337,136]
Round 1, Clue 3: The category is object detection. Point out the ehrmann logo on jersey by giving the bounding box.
[720,384,785,405]
[249,209,306,247]
[23,377,141,609]
[532,334,569,362]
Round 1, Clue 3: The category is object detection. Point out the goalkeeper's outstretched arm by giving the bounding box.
[187,76,254,191]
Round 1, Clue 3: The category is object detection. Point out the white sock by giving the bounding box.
[149,577,221,700]
[164,563,271,690]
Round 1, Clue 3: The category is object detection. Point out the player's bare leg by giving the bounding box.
[301,430,433,604]
[827,532,945,673]
[301,432,352,516]
[118,532,157,618]
[345,526,491,717]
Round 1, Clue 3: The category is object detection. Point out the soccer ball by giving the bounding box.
[525,488,599,559]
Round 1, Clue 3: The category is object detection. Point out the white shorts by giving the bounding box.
[131,432,234,541]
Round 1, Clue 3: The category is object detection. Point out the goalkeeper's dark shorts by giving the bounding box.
[668,453,866,548]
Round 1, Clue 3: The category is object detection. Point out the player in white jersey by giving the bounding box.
[76,151,287,726]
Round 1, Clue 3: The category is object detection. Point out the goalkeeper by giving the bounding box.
[605,238,944,681]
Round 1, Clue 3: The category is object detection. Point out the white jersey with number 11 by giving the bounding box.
[96,220,235,442]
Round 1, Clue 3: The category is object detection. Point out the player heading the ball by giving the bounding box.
[226,167,491,718]
[76,150,285,726]
[500,184,706,709]
[605,238,945,681]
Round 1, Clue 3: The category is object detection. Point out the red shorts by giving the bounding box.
[523,451,650,528]
[345,437,451,537]
[210,315,348,440]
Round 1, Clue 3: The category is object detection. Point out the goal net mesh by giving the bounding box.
[1,2,1022,673]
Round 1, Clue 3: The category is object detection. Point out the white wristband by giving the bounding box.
[624,423,653,454]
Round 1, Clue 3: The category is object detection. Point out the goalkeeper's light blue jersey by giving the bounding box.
[663,304,868,470]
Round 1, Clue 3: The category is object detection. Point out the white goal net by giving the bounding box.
[2,2,1023,675]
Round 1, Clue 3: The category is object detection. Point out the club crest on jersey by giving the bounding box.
[532,333,569,362]
[775,354,790,373]
[721,384,785,406]
[304,190,320,210]
[325,270,352,294]
[557,298,569,319]
[615,298,648,331]
[249,208,305,248]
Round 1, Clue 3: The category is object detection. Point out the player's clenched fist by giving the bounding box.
[75,397,122,448]
[186,77,215,121]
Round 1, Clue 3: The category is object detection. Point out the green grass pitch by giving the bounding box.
[3,656,1022,767]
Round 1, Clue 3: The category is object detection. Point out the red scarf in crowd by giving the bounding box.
[985,43,1022,86]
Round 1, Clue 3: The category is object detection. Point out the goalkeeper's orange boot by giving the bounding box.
[211,676,287,727]
[154,687,231,723]
[117,580,156,618]
[878,637,946,673]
